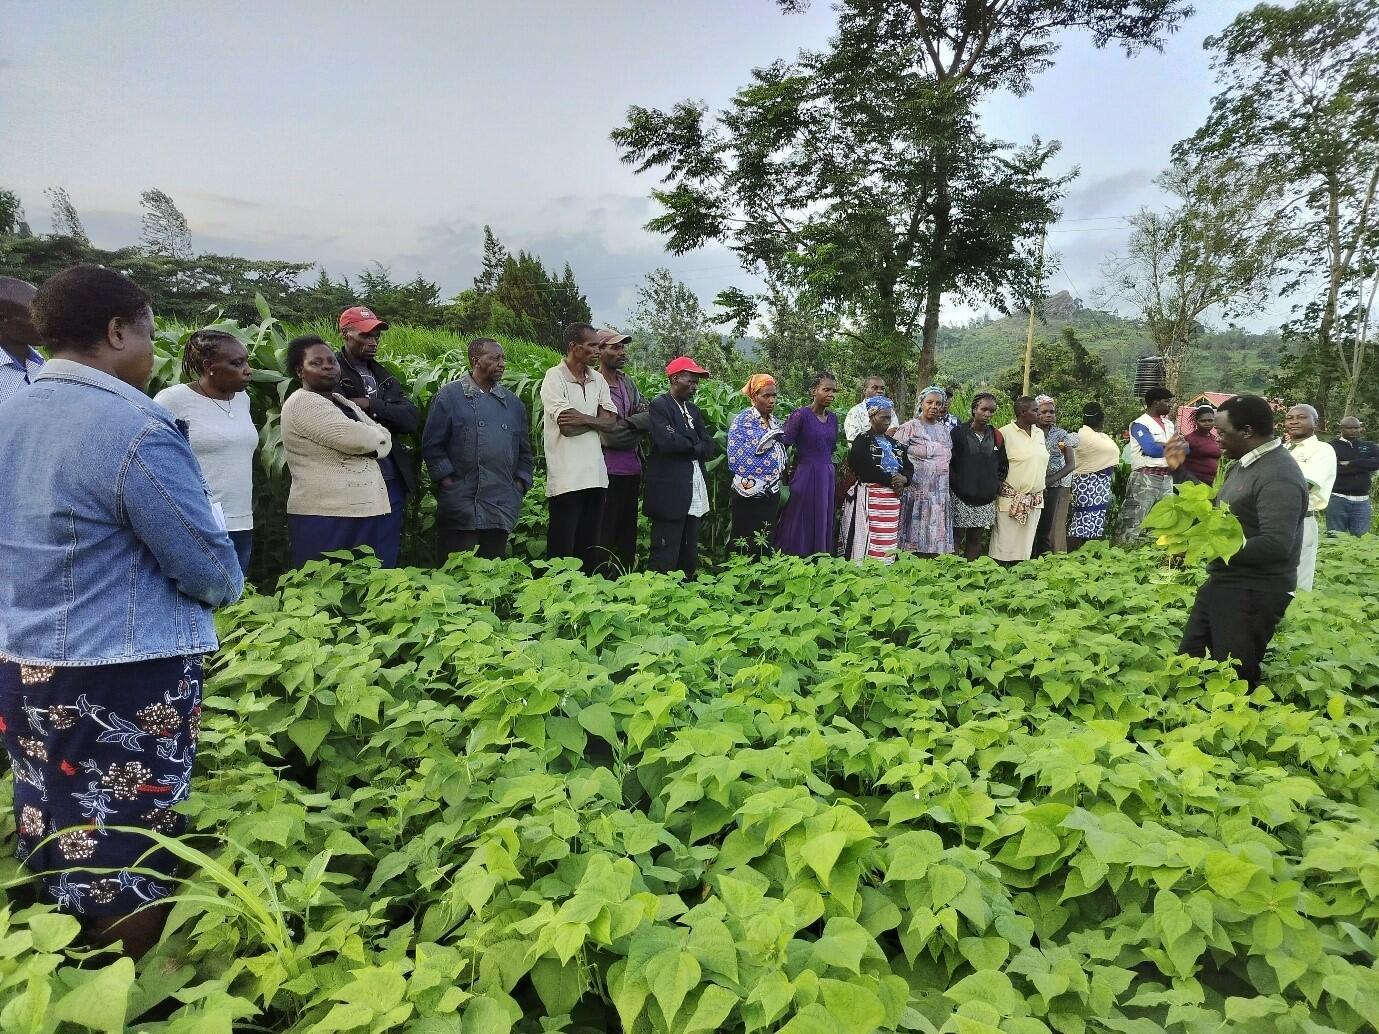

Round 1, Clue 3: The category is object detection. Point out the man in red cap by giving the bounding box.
[644,356,716,577]
[593,328,650,576]
[334,306,419,567]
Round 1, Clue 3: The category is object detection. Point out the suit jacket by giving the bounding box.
[643,392,716,520]
[334,349,420,495]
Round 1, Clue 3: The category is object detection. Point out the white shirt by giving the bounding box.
[153,383,259,531]
[1129,413,1175,471]
[1285,434,1338,512]
[540,360,617,497]
[677,400,710,517]
[844,402,899,442]
[0,347,45,408]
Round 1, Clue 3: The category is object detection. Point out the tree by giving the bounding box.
[998,326,1133,429]
[473,225,508,294]
[754,287,862,397]
[1177,0,1379,421]
[139,188,193,260]
[1099,159,1289,393]
[0,190,30,238]
[626,268,710,368]
[45,187,89,244]
[612,20,1069,405]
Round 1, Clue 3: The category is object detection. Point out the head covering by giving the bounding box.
[1035,394,1055,407]
[741,373,776,398]
[864,395,895,412]
[339,306,388,334]
[1194,403,1215,417]
[593,328,632,345]
[666,356,709,377]
[919,385,946,402]
[1083,401,1104,420]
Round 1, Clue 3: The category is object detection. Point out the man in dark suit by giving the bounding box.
[644,356,716,577]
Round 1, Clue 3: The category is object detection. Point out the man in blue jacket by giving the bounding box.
[421,338,533,561]
[644,356,716,577]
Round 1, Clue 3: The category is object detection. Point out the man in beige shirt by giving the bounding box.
[990,396,1048,564]
[540,323,617,573]
[1284,403,1337,591]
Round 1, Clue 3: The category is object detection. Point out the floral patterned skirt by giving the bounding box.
[0,655,202,916]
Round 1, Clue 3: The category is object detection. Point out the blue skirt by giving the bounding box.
[0,655,202,916]
[288,480,404,569]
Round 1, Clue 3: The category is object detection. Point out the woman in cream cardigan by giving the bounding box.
[281,335,395,567]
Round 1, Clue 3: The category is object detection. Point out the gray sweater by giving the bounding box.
[1206,442,1308,591]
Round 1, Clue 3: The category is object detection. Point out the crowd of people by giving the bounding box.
[0,262,1377,954]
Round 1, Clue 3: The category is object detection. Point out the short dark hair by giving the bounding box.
[1014,395,1036,411]
[467,337,501,364]
[31,264,151,354]
[971,391,997,412]
[1144,386,1173,407]
[286,334,331,379]
[183,328,242,380]
[809,370,836,391]
[562,322,597,352]
[1218,395,1276,439]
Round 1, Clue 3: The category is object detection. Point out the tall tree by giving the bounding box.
[1100,159,1290,393]
[45,187,89,244]
[626,268,713,369]
[612,20,1069,402]
[139,188,193,260]
[1177,0,1379,420]
[0,190,30,238]
[473,225,508,294]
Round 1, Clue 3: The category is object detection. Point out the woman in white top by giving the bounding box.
[154,329,257,575]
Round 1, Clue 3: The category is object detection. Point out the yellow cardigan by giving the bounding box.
[281,390,392,517]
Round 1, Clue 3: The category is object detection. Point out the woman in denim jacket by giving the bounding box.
[0,265,242,957]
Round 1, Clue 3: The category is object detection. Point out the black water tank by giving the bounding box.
[1134,356,1166,397]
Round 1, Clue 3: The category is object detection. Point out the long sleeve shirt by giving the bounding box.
[1128,413,1174,471]
[1331,437,1379,497]
[1284,435,1338,513]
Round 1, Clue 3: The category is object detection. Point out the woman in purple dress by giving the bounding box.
[774,372,839,557]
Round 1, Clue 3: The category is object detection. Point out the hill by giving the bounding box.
[935,306,1287,398]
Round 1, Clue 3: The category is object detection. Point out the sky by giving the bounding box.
[2,1,1283,331]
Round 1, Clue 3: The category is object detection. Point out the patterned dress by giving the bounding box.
[894,418,954,554]
[841,433,914,563]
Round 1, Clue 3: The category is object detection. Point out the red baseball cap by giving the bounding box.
[338,306,389,334]
[665,356,709,377]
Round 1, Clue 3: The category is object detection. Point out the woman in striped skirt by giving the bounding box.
[840,397,914,564]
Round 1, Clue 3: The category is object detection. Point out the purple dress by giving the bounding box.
[773,407,838,556]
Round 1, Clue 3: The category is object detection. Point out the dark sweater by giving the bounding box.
[1331,437,1379,496]
[1206,442,1308,591]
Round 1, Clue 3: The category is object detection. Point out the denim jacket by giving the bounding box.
[0,359,244,666]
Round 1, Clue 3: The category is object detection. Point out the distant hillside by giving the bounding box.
[935,306,1286,398]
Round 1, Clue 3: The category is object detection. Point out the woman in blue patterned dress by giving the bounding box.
[727,374,787,557]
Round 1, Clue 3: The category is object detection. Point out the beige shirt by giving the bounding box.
[281,390,392,517]
[541,360,617,497]
[1286,434,1338,512]
[1072,426,1122,476]
[998,421,1048,508]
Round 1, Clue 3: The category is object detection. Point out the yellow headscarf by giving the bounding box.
[741,373,776,398]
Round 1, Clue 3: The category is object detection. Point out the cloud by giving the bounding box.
[183,191,265,211]
[1063,169,1156,218]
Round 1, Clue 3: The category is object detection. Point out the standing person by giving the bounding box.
[1182,405,1223,484]
[1067,402,1121,550]
[727,374,787,557]
[644,357,715,577]
[421,338,533,561]
[593,329,649,576]
[989,396,1047,565]
[280,335,394,568]
[1328,416,1379,536]
[1283,404,1337,591]
[950,393,1007,561]
[894,386,954,556]
[334,306,419,568]
[0,265,241,957]
[941,385,961,428]
[775,371,840,557]
[841,398,913,563]
[541,323,617,574]
[154,330,258,576]
[1032,395,1078,557]
[843,376,898,441]
[1113,387,1177,545]
[0,276,42,407]
[1166,395,1308,687]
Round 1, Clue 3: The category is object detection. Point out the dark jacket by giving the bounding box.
[1207,442,1308,591]
[643,392,716,520]
[949,421,1008,506]
[421,376,533,533]
[334,348,420,495]
[597,372,652,452]
[848,431,915,486]
[1332,437,1379,496]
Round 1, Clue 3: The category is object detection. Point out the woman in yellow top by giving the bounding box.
[1067,402,1123,549]
[280,335,394,568]
[988,396,1047,564]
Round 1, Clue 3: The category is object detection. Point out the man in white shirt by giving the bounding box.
[540,323,617,573]
[0,277,42,408]
[843,376,899,441]
[1284,403,1337,591]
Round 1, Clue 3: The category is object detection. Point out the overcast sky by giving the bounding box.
[4,1,1282,330]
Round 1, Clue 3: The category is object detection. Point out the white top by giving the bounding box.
[844,401,899,442]
[1128,413,1175,471]
[153,383,258,531]
[540,360,618,497]
[677,400,710,517]
[1285,434,1338,512]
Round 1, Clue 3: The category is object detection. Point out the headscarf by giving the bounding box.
[741,373,776,398]
[1035,394,1055,407]
[865,395,895,412]
[919,385,946,402]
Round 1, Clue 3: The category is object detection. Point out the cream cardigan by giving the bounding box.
[281,390,393,517]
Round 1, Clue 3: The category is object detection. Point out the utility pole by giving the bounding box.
[1022,225,1047,395]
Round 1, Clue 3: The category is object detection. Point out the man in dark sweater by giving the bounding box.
[1165,395,1308,687]
[1327,416,1379,536]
